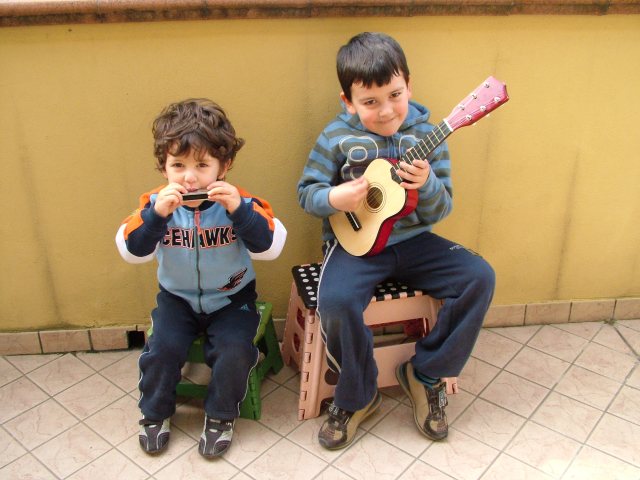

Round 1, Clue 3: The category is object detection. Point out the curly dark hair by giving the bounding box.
[152,98,245,172]
[337,32,410,102]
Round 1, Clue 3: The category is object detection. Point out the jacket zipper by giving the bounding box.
[194,208,204,313]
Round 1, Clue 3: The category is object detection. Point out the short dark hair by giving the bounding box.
[152,98,245,172]
[337,32,410,102]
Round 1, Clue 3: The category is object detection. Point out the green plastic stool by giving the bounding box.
[147,301,283,420]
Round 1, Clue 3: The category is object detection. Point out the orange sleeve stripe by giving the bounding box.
[122,186,165,240]
[237,186,276,232]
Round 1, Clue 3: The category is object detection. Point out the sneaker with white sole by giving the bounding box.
[138,417,170,454]
[199,416,235,458]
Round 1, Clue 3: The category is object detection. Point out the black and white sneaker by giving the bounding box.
[138,417,170,454]
[199,416,235,458]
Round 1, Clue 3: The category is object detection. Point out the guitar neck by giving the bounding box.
[390,120,452,183]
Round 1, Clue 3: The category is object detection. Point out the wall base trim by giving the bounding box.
[1,297,638,355]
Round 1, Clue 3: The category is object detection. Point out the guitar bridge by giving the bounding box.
[345,212,362,231]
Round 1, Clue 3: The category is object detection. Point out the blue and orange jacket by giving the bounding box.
[116,185,287,314]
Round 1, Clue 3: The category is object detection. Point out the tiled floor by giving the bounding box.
[1,320,639,480]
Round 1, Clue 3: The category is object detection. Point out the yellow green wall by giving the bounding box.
[1,15,639,331]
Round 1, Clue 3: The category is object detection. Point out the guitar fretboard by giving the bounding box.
[390,121,452,183]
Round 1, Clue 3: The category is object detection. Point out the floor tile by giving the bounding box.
[316,465,361,480]
[587,413,640,467]
[470,330,522,368]
[3,399,78,450]
[555,365,622,410]
[563,445,640,480]
[0,427,27,468]
[453,398,525,450]
[553,321,602,340]
[420,428,499,480]
[76,350,133,371]
[608,385,640,426]
[617,324,640,354]
[172,398,207,441]
[0,357,22,387]
[32,423,111,478]
[54,373,126,419]
[84,394,140,446]
[66,448,148,480]
[153,446,239,480]
[458,357,500,395]
[332,433,414,480]
[527,326,589,363]
[99,351,141,393]
[504,346,570,388]
[488,325,541,344]
[244,438,327,480]
[531,392,602,442]
[222,417,281,469]
[257,386,302,436]
[573,342,636,382]
[0,453,57,480]
[616,319,640,332]
[504,421,580,477]
[445,389,475,424]
[4,354,62,375]
[626,365,640,389]
[480,371,549,417]
[0,377,49,423]
[398,460,455,479]
[480,453,553,480]
[591,324,634,354]
[26,354,94,396]
[370,403,432,457]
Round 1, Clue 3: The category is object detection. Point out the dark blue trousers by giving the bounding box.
[317,231,495,412]
[138,285,260,421]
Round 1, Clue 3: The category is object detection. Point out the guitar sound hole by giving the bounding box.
[366,186,384,211]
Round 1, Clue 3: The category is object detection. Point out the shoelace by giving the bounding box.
[206,419,233,432]
[139,419,162,427]
[426,383,448,419]
[327,404,351,427]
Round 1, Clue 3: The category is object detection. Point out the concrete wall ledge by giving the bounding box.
[2,0,639,27]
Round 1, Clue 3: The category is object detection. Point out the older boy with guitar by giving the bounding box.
[297,32,506,449]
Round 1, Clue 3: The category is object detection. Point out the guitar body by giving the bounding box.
[329,158,418,257]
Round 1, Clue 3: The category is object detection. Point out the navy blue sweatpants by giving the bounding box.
[317,231,495,412]
[138,285,260,421]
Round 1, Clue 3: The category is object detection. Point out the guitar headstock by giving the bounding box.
[445,76,509,131]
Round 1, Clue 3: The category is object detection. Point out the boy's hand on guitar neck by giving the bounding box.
[329,176,369,212]
[397,159,431,190]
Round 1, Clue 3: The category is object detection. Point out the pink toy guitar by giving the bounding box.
[329,76,509,256]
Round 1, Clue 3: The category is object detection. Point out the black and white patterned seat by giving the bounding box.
[291,263,427,310]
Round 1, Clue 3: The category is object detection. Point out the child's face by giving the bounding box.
[162,148,227,207]
[341,74,412,137]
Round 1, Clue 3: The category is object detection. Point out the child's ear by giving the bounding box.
[340,91,357,115]
[218,164,229,180]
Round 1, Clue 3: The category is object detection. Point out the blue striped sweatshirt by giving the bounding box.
[297,100,453,247]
